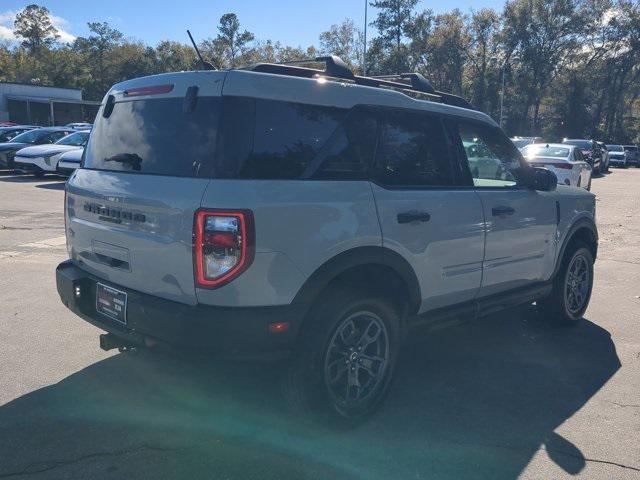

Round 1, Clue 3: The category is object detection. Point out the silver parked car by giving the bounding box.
[606,145,627,167]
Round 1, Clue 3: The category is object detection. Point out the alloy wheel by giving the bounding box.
[564,253,591,316]
[323,311,390,408]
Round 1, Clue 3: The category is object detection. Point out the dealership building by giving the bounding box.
[0,82,100,126]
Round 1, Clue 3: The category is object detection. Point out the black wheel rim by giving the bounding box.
[564,253,590,315]
[323,311,389,408]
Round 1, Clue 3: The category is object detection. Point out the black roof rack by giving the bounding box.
[244,56,475,111]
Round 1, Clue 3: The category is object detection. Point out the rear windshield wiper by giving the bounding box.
[104,153,143,171]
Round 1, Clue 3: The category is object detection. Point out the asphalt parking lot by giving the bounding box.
[0,169,639,480]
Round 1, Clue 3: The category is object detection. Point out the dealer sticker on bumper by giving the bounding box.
[96,283,127,325]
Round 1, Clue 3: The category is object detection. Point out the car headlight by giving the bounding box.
[44,152,64,166]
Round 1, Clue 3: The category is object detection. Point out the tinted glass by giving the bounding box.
[307,109,377,180]
[563,140,592,149]
[11,129,49,144]
[43,131,70,144]
[624,146,638,152]
[458,122,523,187]
[56,131,89,146]
[373,110,454,187]
[0,129,25,142]
[84,97,220,176]
[522,145,570,158]
[606,145,623,151]
[231,99,345,180]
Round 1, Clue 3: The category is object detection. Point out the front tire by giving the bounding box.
[538,242,594,325]
[284,288,401,425]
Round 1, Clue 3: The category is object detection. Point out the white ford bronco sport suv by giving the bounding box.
[56,57,597,421]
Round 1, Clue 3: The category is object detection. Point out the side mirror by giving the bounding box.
[526,166,557,191]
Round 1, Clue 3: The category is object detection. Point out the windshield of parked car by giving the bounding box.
[55,131,89,146]
[522,145,570,159]
[607,145,624,151]
[624,146,638,151]
[0,129,24,142]
[511,139,531,148]
[563,139,592,148]
[8,129,49,144]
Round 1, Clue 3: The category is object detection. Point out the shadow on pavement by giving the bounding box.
[0,174,65,184]
[0,306,620,479]
[35,181,66,190]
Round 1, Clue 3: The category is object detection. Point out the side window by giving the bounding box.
[47,132,68,143]
[373,110,454,187]
[457,122,523,188]
[307,108,377,180]
[238,99,345,180]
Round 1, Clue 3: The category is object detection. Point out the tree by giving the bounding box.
[13,4,59,55]
[73,22,123,99]
[370,0,419,72]
[502,0,583,133]
[214,13,255,68]
[426,10,470,96]
[370,0,419,49]
[466,9,500,111]
[319,19,363,71]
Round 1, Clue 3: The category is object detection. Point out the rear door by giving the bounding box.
[370,108,485,313]
[453,121,557,297]
[65,72,226,305]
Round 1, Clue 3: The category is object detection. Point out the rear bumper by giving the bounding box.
[56,260,307,359]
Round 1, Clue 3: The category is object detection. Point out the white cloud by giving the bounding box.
[0,8,76,44]
[0,24,15,41]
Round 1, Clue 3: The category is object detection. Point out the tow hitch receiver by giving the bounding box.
[99,333,139,353]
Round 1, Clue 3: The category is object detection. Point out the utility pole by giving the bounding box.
[363,0,368,75]
[499,63,506,128]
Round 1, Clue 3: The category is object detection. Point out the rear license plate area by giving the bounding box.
[96,283,127,325]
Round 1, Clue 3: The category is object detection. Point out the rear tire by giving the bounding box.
[538,242,594,325]
[283,287,401,426]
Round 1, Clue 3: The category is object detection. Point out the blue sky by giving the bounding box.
[1,0,503,47]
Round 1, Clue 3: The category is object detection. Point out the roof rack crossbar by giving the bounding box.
[370,73,436,95]
[267,55,354,80]
[244,55,474,111]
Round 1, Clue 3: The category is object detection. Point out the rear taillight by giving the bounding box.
[193,209,255,288]
[549,163,573,169]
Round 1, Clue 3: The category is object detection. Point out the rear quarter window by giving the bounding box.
[215,98,347,180]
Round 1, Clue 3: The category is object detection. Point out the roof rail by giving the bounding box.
[244,56,475,111]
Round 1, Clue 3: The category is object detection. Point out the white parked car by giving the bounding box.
[606,145,627,167]
[521,143,592,190]
[14,130,90,176]
[56,148,83,176]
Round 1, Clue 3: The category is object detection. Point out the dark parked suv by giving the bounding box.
[562,139,602,174]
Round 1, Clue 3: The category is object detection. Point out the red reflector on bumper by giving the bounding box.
[268,322,290,334]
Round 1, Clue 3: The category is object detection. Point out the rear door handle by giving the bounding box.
[492,206,515,217]
[397,211,431,224]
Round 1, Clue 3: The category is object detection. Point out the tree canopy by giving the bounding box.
[0,2,638,142]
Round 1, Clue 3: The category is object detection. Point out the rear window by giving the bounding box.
[563,140,592,149]
[84,97,220,176]
[607,145,624,151]
[624,146,638,152]
[522,145,570,158]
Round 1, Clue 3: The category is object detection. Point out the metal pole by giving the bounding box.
[499,63,506,128]
[363,0,368,75]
